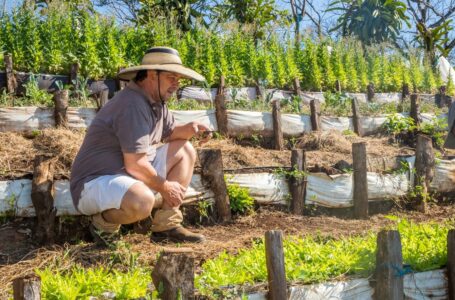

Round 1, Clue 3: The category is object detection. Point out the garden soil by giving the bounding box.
[1,203,455,297]
[0,128,443,180]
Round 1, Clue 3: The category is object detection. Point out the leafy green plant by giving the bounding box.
[322,92,352,116]
[225,179,254,215]
[197,199,213,222]
[420,117,448,148]
[382,114,416,136]
[23,74,53,106]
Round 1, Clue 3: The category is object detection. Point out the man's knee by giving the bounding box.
[183,141,196,163]
[122,183,155,220]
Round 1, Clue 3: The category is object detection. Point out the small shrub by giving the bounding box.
[382,114,416,135]
[24,74,53,106]
[226,180,254,215]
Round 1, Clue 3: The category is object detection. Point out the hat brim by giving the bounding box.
[118,64,205,82]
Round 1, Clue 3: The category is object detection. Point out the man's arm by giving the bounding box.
[168,121,210,141]
[123,152,186,207]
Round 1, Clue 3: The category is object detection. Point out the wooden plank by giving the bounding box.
[414,134,434,213]
[367,83,375,102]
[31,155,56,244]
[353,142,368,219]
[448,230,455,300]
[13,275,41,300]
[214,75,228,135]
[351,98,361,136]
[310,100,320,131]
[410,94,421,128]
[4,54,17,95]
[198,149,231,223]
[265,230,287,300]
[272,100,284,150]
[151,248,194,300]
[53,90,69,128]
[289,149,306,215]
[373,230,403,300]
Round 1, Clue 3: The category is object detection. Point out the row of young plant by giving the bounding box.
[0,3,447,93]
[30,217,451,298]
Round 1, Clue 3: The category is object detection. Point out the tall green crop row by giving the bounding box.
[0,5,443,92]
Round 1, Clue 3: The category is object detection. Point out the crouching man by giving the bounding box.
[70,47,209,244]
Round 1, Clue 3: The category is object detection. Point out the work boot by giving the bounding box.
[89,213,121,247]
[150,227,206,243]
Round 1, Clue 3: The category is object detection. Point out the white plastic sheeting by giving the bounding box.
[172,109,218,130]
[438,56,455,86]
[179,86,216,102]
[227,110,274,137]
[247,269,447,300]
[431,159,455,192]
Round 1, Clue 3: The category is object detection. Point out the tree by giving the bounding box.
[405,0,455,64]
[328,0,410,45]
[289,0,325,44]
[214,0,287,43]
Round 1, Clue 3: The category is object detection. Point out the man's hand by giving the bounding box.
[161,180,187,207]
[169,122,212,142]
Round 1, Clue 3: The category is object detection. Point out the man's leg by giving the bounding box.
[151,139,205,243]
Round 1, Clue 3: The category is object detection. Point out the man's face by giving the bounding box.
[149,71,182,101]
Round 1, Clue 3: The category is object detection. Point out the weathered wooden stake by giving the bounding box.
[351,98,361,136]
[293,78,302,97]
[289,149,306,215]
[353,142,368,219]
[448,230,455,300]
[198,149,231,223]
[373,230,403,300]
[116,67,127,91]
[53,89,69,128]
[310,99,321,131]
[410,94,421,128]
[95,89,109,111]
[436,85,448,108]
[265,230,287,300]
[31,155,56,245]
[367,83,375,102]
[4,54,17,94]
[335,79,341,93]
[151,248,194,300]
[69,62,79,86]
[414,134,434,213]
[215,75,228,136]
[255,81,263,101]
[399,83,410,112]
[272,100,284,150]
[13,275,41,300]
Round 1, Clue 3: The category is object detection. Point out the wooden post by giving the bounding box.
[4,54,17,94]
[53,90,69,128]
[95,89,109,111]
[353,142,368,219]
[436,85,447,108]
[293,78,302,97]
[289,149,306,215]
[399,83,410,112]
[255,81,263,101]
[265,230,287,300]
[351,98,361,136]
[448,230,455,300]
[414,134,434,213]
[116,67,127,91]
[272,100,284,150]
[373,230,403,300]
[335,79,341,93]
[410,94,421,128]
[215,75,228,136]
[31,155,56,245]
[69,62,79,86]
[198,149,231,223]
[13,275,41,300]
[310,100,321,131]
[151,248,194,300]
[367,83,375,102]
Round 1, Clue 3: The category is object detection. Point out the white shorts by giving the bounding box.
[77,144,168,215]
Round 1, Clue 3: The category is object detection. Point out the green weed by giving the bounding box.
[225,179,254,215]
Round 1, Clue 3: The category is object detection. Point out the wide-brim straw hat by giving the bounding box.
[118,47,205,82]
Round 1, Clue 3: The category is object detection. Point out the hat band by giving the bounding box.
[146,47,179,56]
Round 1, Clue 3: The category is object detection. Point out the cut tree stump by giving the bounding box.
[414,134,434,213]
[310,100,321,131]
[13,275,41,300]
[215,75,228,136]
[272,100,284,150]
[151,248,194,300]
[53,89,69,128]
[289,149,306,215]
[448,230,455,300]
[5,54,17,95]
[353,142,368,219]
[265,230,287,300]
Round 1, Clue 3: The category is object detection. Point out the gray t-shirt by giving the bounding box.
[70,82,175,209]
